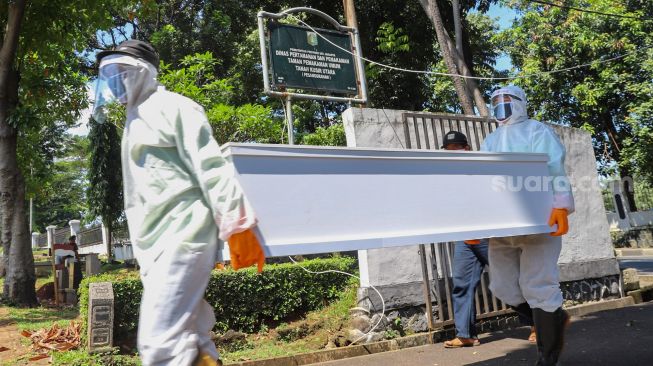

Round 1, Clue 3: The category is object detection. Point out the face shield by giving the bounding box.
[92,54,145,124]
[491,93,522,123]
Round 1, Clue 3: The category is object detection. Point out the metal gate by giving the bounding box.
[402,112,512,328]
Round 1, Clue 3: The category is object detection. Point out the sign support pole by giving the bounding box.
[285,96,295,145]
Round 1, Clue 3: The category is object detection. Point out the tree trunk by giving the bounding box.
[452,0,464,60]
[106,221,113,261]
[442,31,490,116]
[418,0,475,115]
[0,0,36,305]
[442,7,490,117]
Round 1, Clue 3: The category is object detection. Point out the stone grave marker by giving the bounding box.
[87,282,114,352]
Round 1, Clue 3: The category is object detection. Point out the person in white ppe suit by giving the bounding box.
[93,39,265,366]
[481,85,572,366]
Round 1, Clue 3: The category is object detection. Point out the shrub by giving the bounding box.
[79,257,357,346]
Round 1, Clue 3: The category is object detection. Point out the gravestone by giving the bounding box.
[85,253,101,276]
[87,282,114,353]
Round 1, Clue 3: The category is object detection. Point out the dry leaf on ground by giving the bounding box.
[21,321,81,354]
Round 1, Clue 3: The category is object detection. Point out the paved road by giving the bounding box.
[313,301,653,366]
[619,256,653,274]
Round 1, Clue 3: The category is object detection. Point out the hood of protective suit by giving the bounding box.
[98,54,160,110]
[491,85,528,125]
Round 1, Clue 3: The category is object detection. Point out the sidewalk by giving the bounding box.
[313,301,653,366]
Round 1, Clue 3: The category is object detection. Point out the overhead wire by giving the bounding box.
[522,0,652,21]
[284,14,652,82]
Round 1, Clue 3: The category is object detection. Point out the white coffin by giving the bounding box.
[222,143,553,257]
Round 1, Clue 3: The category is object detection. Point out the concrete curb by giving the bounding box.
[228,332,440,366]
[626,284,653,304]
[565,297,635,318]
[227,295,652,366]
[614,248,653,257]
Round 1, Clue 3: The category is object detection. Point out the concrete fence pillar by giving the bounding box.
[69,219,81,238]
[46,225,57,253]
[31,232,40,250]
[610,179,632,230]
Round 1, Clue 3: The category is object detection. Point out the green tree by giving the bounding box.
[300,124,347,146]
[0,0,133,305]
[158,52,284,144]
[32,135,90,232]
[424,12,507,113]
[87,118,123,260]
[501,0,653,209]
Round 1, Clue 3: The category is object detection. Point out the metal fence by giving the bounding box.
[35,224,128,249]
[78,226,104,247]
[402,112,510,327]
[402,112,497,152]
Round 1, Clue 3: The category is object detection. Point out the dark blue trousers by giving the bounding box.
[452,240,489,339]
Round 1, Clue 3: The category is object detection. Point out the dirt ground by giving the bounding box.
[0,307,49,365]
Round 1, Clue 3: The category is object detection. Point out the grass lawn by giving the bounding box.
[7,305,79,332]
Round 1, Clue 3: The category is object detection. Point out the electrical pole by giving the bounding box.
[343,0,367,106]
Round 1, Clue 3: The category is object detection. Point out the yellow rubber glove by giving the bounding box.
[464,240,481,245]
[228,228,265,272]
[548,208,569,236]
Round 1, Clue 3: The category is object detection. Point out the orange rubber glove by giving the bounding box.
[228,228,265,272]
[548,208,569,236]
[464,240,481,245]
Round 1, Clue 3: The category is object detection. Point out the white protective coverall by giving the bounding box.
[102,54,257,365]
[481,85,574,312]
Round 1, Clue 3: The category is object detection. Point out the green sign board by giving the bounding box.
[268,23,358,94]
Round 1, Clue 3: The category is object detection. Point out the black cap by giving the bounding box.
[442,131,468,147]
[96,39,159,70]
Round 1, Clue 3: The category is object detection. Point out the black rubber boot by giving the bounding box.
[510,302,534,326]
[532,307,569,366]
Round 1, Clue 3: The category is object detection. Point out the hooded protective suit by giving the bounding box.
[97,49,257,365]
[482,85,574,212]
[481,85,572,366]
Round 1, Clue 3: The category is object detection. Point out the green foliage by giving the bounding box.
[8,0,134,188]
[500,0,653,182]
[158,52,231,106]
[31,135,90,231]
[424,12,506,113]
[87,118,124,232]
[7,306,79,331]
[376,22,410,53]
[78,257,357,346]
[300,124,347,146]
[51,348,140,366]
[206,103,283,144]
[158,52,284,144]
[207,257,357,333]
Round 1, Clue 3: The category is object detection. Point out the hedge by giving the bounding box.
[79,256,357,345]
